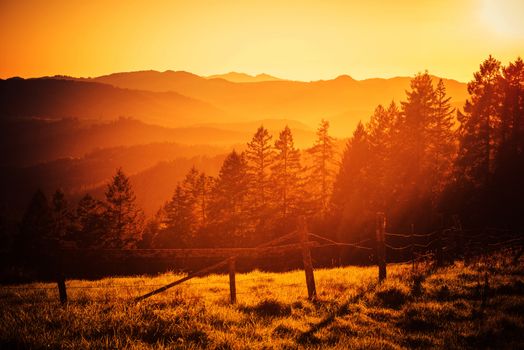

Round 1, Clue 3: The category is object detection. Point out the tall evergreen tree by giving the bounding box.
[456,56,502,187]
[365,103,399,210]
[196,172,214,228]
[271,126,303,219]
[499,57,524,161]
[245,126,274,217]
[74,193,106,248]
[331,122,371,241]
[307,119,337,216]
[492,57,524,224]
[427,79,456,207]
[103,168,144,248]
[156,185,194,248]
[400,72,436,198]
[208,150,250,246]
[179,167,212,237]
[17,189,52,251]
[16,190,53,270]
[50,189,72,241]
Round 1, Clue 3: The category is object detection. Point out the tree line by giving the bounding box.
[3,55,523,274]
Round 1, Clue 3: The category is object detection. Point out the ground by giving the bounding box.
[1,251,523,349]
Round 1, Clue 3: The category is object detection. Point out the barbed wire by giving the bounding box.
[2,227,522,296]
[413,238,440,249]
[385,230,439,239]
[308,233,373,251]
[385,243,412,251]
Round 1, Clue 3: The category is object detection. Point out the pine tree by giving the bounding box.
[427,79,456,205]
[17,189,52,255]
[271,126,303,219]
[307,119,337,216]
[196,172,214,228]
[50,189,72,241]
[331,122,371,241]
[103,168,144,248]
[179,167,212,237]
[400,71,436,196]
[245,126,274,216]
[365,102,400,210]
[499,57,524,161]
[456,56,502,187]
[156,185,193,248]
[208,150,250,246]
[75,193,106,248]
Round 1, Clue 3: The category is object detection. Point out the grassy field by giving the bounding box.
[1,252,523,349]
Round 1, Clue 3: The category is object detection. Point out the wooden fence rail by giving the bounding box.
[50,213,523,305]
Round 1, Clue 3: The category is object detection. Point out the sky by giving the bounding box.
[0,0,523,82]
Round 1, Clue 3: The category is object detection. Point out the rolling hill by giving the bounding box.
[206,72,283,82]
[0,117,315,167]
[0,77,227,127]
[1,71,468,138]
[88,70,469,136]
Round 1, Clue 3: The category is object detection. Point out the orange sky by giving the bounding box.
[0,0,522,82]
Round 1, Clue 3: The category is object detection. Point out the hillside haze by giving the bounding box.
[88,70,468,136]
[0,70,468,216]
[0,71,468,137]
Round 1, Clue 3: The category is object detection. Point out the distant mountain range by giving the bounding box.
[0,117,314,167]
[1,70,468,137]
[0,69,470,216]
[0,77,227,127]
[206,72,283,82]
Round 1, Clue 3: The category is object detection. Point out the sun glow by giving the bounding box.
[481,0,524,38]
[0,0,522,82]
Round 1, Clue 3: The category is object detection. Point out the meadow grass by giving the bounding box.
[0,252,523,349]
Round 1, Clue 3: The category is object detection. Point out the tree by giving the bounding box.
[400,72,436,199]
[456,56,502,187]
[103,168,144,248]
[365,102,400,211]
[74,193,106,248]
[427,79,456,206]
[196,172,214,228]
[307,119,337,217]
[499,57,524,162]
[208,150,251,246]
[271,126,303,219]
[245,126,274,218]
[158,184,194,248]
[15,189,53,272]
[181,167,213,238]
[50,189,72,241]
[331,122,371,241]
[17,189,52,253]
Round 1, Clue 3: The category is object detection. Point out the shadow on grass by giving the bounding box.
[239,298,292,318]
[296,290,368,345]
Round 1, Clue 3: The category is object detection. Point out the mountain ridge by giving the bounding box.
[1,71,469,138]
[206,72,283,83]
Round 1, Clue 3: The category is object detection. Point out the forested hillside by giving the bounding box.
[3,56,522,279]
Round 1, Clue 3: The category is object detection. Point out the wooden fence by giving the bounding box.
[48,213,523,305]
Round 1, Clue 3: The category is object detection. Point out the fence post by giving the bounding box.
[228,257,236,304]
[436,230,444,268]
[376,212,387,282]
[410,223,415,273]
[54,248,67,304]
[452,215,466,265]
[57,273,67,304]
[298,217,316,300]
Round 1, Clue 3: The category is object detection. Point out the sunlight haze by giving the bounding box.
[1,0,522,81]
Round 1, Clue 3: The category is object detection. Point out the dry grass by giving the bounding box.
[1,252,523,349]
